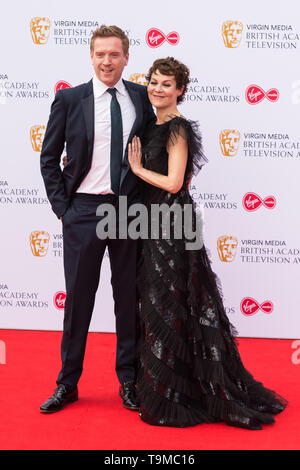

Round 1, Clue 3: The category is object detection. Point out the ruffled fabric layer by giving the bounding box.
[137,239,287,429]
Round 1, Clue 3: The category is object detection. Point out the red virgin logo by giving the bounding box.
[145,28,180,48]
[240,297,273,316]
[54,80,72,94]
[245,85,279,104]
[53,291,66,310]
[242,192,276,211]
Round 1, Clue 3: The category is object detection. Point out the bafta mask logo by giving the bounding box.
[29,231,50,257]
[53,291,66,310]
[222,21,243,48]
[30,125,45,152]
[217,235,238,262]
[129,73,147,86]
[219,129,240,157]
[30,17,51,45]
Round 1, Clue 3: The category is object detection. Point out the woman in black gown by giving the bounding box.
[128,57,287,430]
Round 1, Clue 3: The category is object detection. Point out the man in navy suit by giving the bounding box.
[40,25,155,413]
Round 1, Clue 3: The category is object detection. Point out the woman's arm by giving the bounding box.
[128,135,188,194]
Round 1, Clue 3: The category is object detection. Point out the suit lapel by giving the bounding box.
[123,80,143,144]
[120,80,143,187]
[81,80,94,165]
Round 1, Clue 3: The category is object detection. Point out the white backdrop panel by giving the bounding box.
[0,0,299,338]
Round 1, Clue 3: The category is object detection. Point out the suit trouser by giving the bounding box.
[57,193,138,389]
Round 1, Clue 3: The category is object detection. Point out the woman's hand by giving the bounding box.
[127,132,188,194]
[128,136,142,175]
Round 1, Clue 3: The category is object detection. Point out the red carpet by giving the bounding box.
[0,329,298,450]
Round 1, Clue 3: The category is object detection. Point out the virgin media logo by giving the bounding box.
[240,297,273,316]
[54,80,72,94]
[245,85,279,104]
[145,28,180,48]
[242,192,276,211]
[53,291,66,310]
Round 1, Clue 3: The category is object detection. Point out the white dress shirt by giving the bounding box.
[76,75,136,194]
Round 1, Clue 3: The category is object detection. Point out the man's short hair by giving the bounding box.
[90,25,129,55]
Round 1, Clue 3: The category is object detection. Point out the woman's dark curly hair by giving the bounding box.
[145,57,190,104]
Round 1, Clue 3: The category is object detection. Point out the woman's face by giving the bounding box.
[147,70,183,110]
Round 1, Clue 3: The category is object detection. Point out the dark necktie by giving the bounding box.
[107,88,123,195]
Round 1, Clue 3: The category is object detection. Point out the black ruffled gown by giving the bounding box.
[136,116,287,429]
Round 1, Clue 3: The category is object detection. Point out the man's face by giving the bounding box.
[91,37,129,87]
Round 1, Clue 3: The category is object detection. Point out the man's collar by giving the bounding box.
[92,75,126,98]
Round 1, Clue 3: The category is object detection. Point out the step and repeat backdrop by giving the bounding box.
[0,0,299,338]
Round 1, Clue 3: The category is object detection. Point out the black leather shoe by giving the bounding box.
[119,382,139,411]
[40,384,78,413]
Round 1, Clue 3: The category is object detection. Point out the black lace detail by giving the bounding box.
[136,117,287,429]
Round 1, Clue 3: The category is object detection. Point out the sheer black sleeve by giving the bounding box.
[166,116,208,177]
